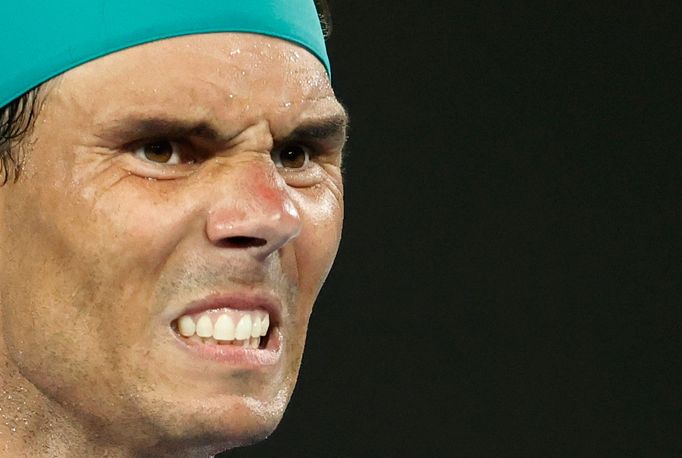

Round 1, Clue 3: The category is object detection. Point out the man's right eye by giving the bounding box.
[134,140,182,164]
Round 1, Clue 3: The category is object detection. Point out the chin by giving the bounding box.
[157,419,279,456]
[127,388,290,455]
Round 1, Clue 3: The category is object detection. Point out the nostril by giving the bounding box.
[218,236,267,249]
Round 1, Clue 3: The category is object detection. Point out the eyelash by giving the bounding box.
[129,139,322,167]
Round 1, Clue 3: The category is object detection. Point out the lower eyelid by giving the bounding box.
[121,156,197,179]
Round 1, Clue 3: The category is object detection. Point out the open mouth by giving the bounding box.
[171,307,273,350]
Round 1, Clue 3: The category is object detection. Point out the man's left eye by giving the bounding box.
[271,144,310,169]
[134,140,181,164]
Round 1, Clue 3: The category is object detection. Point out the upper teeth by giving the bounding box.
[176,309,270,342]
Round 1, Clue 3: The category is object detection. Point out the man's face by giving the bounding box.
[0,33,346,452]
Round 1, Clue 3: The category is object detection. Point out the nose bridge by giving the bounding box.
[205,159,301,259]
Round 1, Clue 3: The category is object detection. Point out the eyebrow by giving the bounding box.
[97,110,349,146]
[97,117,236,144]
[282,113,349,144]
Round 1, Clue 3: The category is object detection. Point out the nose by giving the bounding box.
[205,162,301,260]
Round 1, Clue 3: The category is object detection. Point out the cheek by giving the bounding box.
[0,185,125,401]
[0,174,200,409]
[87,177,198,272]
[0,174,193,353]
[292,186,344,296]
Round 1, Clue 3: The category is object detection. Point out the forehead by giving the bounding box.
[49,33,337,126]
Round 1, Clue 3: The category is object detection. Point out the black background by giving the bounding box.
[228,1,680,456]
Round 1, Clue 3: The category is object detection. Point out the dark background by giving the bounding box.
[229,1,680,456]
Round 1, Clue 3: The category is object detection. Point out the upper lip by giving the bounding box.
[173,290,282,325]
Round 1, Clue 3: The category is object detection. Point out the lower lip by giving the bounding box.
[172,328,283,367]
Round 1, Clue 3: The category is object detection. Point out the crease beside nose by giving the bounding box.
[205,175,301,260]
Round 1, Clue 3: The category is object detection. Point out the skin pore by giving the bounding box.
[0,33,347,457]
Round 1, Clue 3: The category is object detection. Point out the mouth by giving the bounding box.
[170,293,282,366]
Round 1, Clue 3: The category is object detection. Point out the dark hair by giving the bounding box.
[316,0,333,38]
[0,87,41,184]
[0,1,333,185]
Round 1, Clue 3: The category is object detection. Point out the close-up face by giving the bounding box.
[0,33,346,454]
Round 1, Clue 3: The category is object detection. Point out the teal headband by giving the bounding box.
[0,0,330,108]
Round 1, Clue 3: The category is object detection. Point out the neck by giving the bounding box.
[0,355,70,456]
[0,349,143,457]
[0,347,223,457]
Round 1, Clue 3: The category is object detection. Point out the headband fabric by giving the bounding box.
[0,0,330,108]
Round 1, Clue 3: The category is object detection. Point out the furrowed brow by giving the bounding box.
[96,117,235,144]
[284,113,349,143]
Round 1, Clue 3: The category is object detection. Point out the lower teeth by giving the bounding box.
[196,336,261,348]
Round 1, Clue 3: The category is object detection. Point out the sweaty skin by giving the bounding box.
[0,33,347,457]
